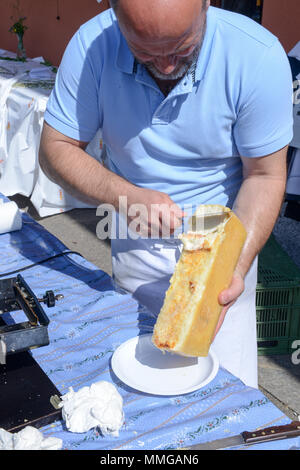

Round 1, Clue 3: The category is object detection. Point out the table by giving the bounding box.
[0,50,102,216]
[0,193,299,451]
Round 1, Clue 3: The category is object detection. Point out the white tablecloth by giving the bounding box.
[0,49,102,216]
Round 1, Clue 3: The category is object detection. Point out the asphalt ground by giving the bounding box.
[9,194,300,422]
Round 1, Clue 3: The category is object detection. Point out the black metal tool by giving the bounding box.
[0,274,64,432]
[0,274,63,357]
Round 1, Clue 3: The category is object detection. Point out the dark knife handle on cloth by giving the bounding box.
[185,421,300,450]
[242,421,300,445]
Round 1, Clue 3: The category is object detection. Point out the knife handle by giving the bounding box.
[242,421,300,444]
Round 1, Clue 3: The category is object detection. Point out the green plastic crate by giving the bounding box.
[256,234,300,355]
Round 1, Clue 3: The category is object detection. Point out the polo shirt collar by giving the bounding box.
[115,6,217,80]
[194,7,217,82]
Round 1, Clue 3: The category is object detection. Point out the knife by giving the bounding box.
[185,421,300,450]
[186,210,232,233]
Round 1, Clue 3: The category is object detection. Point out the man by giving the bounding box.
[39,0,293,387]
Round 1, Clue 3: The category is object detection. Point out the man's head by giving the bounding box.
[111,0,210,80]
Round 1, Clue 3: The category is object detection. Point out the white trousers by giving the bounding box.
[112,237,258,388]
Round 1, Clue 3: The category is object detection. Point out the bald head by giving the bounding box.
[115,0,207,41]
[114,0,209,80]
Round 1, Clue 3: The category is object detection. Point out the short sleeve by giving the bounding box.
[233,39,294,157]
[44,29,102,142]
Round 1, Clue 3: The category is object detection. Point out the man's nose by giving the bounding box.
[153,55,178,75]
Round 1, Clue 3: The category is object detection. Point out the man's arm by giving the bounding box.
[39,122,184,233]
[39,121,133,207]
[232,145,287,280]
[214,145,288,335]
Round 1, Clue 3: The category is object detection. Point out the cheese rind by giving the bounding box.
[152,205,247,357]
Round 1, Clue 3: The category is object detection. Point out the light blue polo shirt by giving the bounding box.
[44,6,294,210]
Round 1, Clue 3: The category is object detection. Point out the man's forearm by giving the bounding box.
[232,172,286,279]
[39,125,184,235]
[39,136,136,210]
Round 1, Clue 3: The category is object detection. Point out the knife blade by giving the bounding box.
[187,210,232,233]
[185,421,300,450]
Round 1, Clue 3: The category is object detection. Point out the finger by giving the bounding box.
[160,210,182,234]
[218,274,244,306]
[168,210,187,233]
[169,203,187,219]
[212,302,234,341]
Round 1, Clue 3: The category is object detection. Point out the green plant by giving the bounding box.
[9,16,28,37]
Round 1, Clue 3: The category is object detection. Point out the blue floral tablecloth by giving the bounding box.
[0,194,299,451]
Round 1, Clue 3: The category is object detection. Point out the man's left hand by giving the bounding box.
[212,271,245,340]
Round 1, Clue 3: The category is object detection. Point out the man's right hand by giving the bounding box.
[123,186,185,238]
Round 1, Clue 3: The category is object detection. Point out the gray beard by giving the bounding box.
[142,18,207,81]
[145,42,201,81]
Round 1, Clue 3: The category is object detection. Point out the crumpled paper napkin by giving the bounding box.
[0,426,62,450]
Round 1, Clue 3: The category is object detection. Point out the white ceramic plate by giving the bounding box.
[111,334,219,396]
